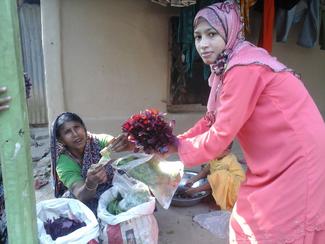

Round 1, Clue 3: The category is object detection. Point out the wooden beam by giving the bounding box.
[0,0,38,243]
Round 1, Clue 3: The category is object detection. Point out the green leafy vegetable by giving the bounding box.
[118,186,151,210]
[106,193,124,215]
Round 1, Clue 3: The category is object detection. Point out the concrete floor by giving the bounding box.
[155,203,228,244]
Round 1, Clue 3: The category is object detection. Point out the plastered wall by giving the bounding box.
[56,1,324,136]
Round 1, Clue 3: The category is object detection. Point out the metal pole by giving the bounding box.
[0,0,38,243]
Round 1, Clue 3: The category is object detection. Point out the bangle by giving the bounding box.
[85,183,98,191]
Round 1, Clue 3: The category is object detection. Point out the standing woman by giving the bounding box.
[50,112,115,213]
[165,1,325,243]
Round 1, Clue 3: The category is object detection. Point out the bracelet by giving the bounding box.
[84,183,98,191]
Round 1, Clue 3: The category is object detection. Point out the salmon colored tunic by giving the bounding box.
[177,64,325,243]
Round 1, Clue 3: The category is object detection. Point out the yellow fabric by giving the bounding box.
[207,153,245,211]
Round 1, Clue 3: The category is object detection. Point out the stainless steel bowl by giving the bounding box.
[171,170,210,207]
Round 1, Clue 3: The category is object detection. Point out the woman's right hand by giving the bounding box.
[0,86,11,112]
[153,143,178,159]
[185,177,197,187]
[85,165,108,189]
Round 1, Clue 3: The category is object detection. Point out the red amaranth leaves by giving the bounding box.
[122,109,176,154]
[44,216,86,240]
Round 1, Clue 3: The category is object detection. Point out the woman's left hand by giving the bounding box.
[109,134,134,152]
[86,165,108,187]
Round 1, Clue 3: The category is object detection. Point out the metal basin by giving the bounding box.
[171,170,210,207]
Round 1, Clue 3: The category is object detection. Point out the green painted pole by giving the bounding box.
[0,0,38,243]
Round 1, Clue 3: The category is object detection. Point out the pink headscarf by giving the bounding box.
[194,1,291,123]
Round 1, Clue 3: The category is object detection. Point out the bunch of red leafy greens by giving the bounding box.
[44,216,86,240]
[122,109,177,154]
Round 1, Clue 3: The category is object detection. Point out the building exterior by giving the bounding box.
[41,0,325,136]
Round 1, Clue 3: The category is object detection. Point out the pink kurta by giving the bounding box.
[178,64,325,243]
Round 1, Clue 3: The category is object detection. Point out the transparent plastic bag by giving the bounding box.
[112,153,153,171]
[112,173,152,211]
[112,153,184,209]
[193,210,231,239]
[97,173,158,244]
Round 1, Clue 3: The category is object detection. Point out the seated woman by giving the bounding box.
[50,112,115,213]
[185,144,245,211]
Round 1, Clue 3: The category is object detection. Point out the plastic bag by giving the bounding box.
[113,174,152,211]
[97,173,158,244]
[112,153,153,171]
[118,187,151,211]
[36,198,99,244]
[112,153,184,209]
[193,210,231,239]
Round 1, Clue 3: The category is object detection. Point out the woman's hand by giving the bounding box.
[186,182,211,197]
[153,143,178,159]
[185,177,197,188]
[71,165,109,202]
[109,134,134,152]
[185,187,200,196]
[85,165,108,189]
[0,86,11,112]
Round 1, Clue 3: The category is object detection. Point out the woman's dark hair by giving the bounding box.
[53,112,86,139]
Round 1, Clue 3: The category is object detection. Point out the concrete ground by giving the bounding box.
[155,202,228,244]
[31,127,236,244]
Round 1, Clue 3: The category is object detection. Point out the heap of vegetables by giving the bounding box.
[44,216,86,240]
[122,109,177,153]
[106,193,124,215]
[106,183,151,215]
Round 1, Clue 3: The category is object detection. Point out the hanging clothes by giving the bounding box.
[178,5,197,75]
[171,0,197,7]
[240,0,257,35]
[275,0,320,48]
[151,0,169,6]
[151,0,196,7]
[276,0,300,10]
[257,0,275,53]
[320,0,325,50]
